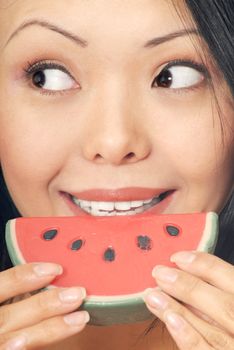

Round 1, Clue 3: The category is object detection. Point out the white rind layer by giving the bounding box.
[197,212,218,253]
[8,220,26,264]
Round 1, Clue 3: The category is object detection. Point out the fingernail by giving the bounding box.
[5,335,27,350]
[152,266,178,283]
[59,287,86,303]
[165,312,186,330]
[64,311,90,326]
[170,251,196,264]
[144,291,168,310]
[33,263,63,277]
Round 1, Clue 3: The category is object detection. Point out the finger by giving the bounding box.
[152,265,234,335]
[0,263,63,303]
[145,289,234,350]
[185,304,221,328]
[170,251,234,294]
[145,291,210,350]
[165,312,210,350]
[0,286,86,334]
[0,310,89,349]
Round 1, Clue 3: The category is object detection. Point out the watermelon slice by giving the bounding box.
[5,212,218,326]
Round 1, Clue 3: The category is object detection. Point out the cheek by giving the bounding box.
[0,105,69,186]
[0,107,70,216]
[152,97,234,185]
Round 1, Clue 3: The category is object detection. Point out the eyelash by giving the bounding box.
[23,58,210,97]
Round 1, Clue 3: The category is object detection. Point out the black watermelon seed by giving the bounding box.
[104,248,115,262]
[137,235,152,250]
[166,225,180,236]
[43,229,58,241]
[71,239,84,251]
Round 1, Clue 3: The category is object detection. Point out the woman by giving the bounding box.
[0,0,233,349]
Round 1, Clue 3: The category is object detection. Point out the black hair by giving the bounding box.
[185,0,234,97]
[0,168,20,271]
[0,0,233,273]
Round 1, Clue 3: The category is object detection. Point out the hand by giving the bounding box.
[0,263,89,349]
[144,251,234,349]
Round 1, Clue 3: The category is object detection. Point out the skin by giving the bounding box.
[0,0,233,349]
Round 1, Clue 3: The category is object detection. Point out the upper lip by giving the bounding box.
[67,188,172,201]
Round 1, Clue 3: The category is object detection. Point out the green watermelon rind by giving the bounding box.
[6,220,26,266]
[197,212,219,253]
[5,212,218,326]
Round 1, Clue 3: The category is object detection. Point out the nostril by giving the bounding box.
[93,152,136,164]
[93,153,103,162]
[125,152,135,160]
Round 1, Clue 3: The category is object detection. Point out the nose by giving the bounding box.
[80,86,152,165]
[83,124,150,165]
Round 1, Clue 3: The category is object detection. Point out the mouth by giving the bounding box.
[62,189,174,216]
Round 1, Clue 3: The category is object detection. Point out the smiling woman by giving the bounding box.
[0,1,233,350]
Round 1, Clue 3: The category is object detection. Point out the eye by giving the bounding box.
[33,69,74,90]
[152,60,207,90]
[24,61,78,93]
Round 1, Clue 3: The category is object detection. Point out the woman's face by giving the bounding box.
[0,0,233,217]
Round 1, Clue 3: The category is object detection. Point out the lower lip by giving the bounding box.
[61,191,175,216]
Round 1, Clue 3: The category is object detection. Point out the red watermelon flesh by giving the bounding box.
[5,212,218,325]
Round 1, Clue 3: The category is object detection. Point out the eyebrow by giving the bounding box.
[4,19,198,49]
[5,19,88,48]
[144,28,199,48]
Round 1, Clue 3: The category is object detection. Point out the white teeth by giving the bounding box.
[131,200,144,208]
[71,195,164,216]
[91,201,115,211]
[114,201,131,210]
[143,199,153,204]
[91,207,105,216]
[78,200,90,209]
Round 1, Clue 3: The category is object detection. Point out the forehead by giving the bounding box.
[0,0,190,44]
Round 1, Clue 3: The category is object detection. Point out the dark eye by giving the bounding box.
[31,68,75,91]
[24,61,78,93]
[153,64,204,89]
